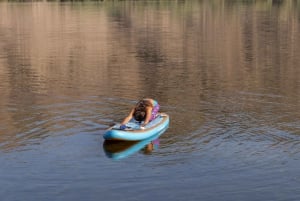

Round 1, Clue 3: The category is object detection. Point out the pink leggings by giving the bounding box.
[150,104,160,121]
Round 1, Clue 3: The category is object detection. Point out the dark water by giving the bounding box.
[1,1,300,200]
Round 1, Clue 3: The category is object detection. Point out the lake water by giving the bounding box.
[0,1,300,200]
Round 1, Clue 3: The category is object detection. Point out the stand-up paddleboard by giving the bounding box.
[103,113,169,141]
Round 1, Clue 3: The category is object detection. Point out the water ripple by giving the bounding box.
[161,88,300,161]
[0,96,125,152]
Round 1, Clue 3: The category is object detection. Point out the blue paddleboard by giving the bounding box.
[103,113,169,141]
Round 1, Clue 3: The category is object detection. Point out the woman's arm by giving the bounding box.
[121,108,134,125]
[141,106,152,127]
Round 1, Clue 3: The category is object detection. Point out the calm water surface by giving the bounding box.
[0,1,300,200]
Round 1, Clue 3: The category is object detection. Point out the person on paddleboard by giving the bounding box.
[120,98,160,130]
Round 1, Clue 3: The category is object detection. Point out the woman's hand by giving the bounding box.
[120,124,127,130]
